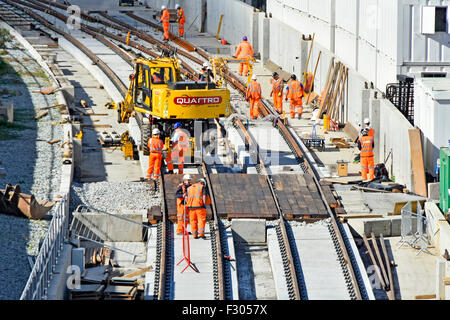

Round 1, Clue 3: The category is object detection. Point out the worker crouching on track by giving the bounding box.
[270,72,283,114]
[246,74,262,120]
[160,5,170,42]
[358,128,375,181]
[285,74,305,119]
[186,178,211,239]
[146,128,164,189]
[176,174,192,235]
[235,36,254,77]
[175,4,185,37]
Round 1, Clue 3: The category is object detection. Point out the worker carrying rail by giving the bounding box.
[235,36,254,77]
[358,128,375,181]
[270,72,284,114]
[175,174,192,235]
[146,128,164,189]
[175,4,185,37]
[285,74,305,119]
[159,5,170,41]
[246,74,262,120]
[186,178,211,239]
[198,62,214,82]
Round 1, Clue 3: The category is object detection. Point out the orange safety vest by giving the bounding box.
[367,128,374,139]
[177,8,185,23]
[176,182,189,200]
[186,183,210,209]
[148,137,164,154]
[360,135,374,157]
[272,78,282,91]
[152,74,163,83]
[160,9,170,23]
[246,80,261,100]
[288,80,304,100]
[236,41,254,60]
[175,129,189,148]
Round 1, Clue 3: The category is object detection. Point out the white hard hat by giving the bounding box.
[251,74,257,80]
[183,174,192,181]
[198,178,206,184]
[161,5,166,10]
[152,128,160,135]
[202,62,208,68]
[175,4,180,9]
[364,117,370,124]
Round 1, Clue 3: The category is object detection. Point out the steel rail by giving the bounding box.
[201,161,225,300]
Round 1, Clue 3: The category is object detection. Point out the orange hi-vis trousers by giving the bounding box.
[165,151,174,172]
[179,22,184,37]
[361,156,375,181]
[273,90,283,113]
[249,98,260,119]
[189,208,206,237]
[238,62,250,77]
[163,22,170,40]
[289,99,303,118]
[146,153,162,181]
[176,198,189,234]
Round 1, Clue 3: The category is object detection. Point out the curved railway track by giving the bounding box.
[1,0,368,300]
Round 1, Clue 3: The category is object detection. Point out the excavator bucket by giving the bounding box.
[0,184,55,219]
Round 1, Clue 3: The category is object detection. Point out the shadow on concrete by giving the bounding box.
[284,222,308,299]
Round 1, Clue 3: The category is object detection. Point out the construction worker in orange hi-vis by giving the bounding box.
[175,174,192,235]
[175,4,185,37]
[160,5,170,41]
[170,122,189,174]
[246,74,262,120]
[270,72,283,114]
[146,128,164,190]
[285,74,305,119]
[358,128,375,181]
[235,36,254,76]
[186,179,211,239]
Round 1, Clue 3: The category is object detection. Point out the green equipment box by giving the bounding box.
[440,147,450,213]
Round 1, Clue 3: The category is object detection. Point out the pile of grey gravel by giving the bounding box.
[70,181,160,214]
[0,42,62,299]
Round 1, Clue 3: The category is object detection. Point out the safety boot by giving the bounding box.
[168,170,174,174]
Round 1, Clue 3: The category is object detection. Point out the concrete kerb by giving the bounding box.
[2,21,76,300]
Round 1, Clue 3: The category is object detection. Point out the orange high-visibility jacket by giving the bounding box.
[175,182,190,202]
[360,135,374,157]
[271,78,282,91]
[287,80,304,100]
[235,41,254,60]
[175,129,189,148]
[177,8,185,23]
[148,137,164,154]
[246,80,262,100]
[186,183,210,209]
[160,9,170,23]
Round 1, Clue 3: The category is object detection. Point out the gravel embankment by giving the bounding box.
[0,39,62,299]
[70,181,161,214]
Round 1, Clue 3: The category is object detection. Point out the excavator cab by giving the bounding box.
[116,56,231,157]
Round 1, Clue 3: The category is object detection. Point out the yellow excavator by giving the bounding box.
[115,54,231,156]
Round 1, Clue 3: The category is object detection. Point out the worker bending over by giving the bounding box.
[358,128,375,181]
[160,5,170,41]
[198,62,214,82]
[170,122,189,174]
[146,128,164,189]
[175,174,192,235]
[270,72,283,114]
[175,4,185,37]
[187,179,211,239]
[235,36,253,77]
[246,74,262,120]
[285,74,305,119]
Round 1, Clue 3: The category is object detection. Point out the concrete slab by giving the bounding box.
[289,223,351,300]
[144,225,158,300]
[172,223,215,300]
[232,219,266,244]
[267,226,289,300]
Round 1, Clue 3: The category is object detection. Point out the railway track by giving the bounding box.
[1,0,369,300]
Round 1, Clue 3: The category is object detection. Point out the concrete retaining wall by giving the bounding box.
[425,202,450,257]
